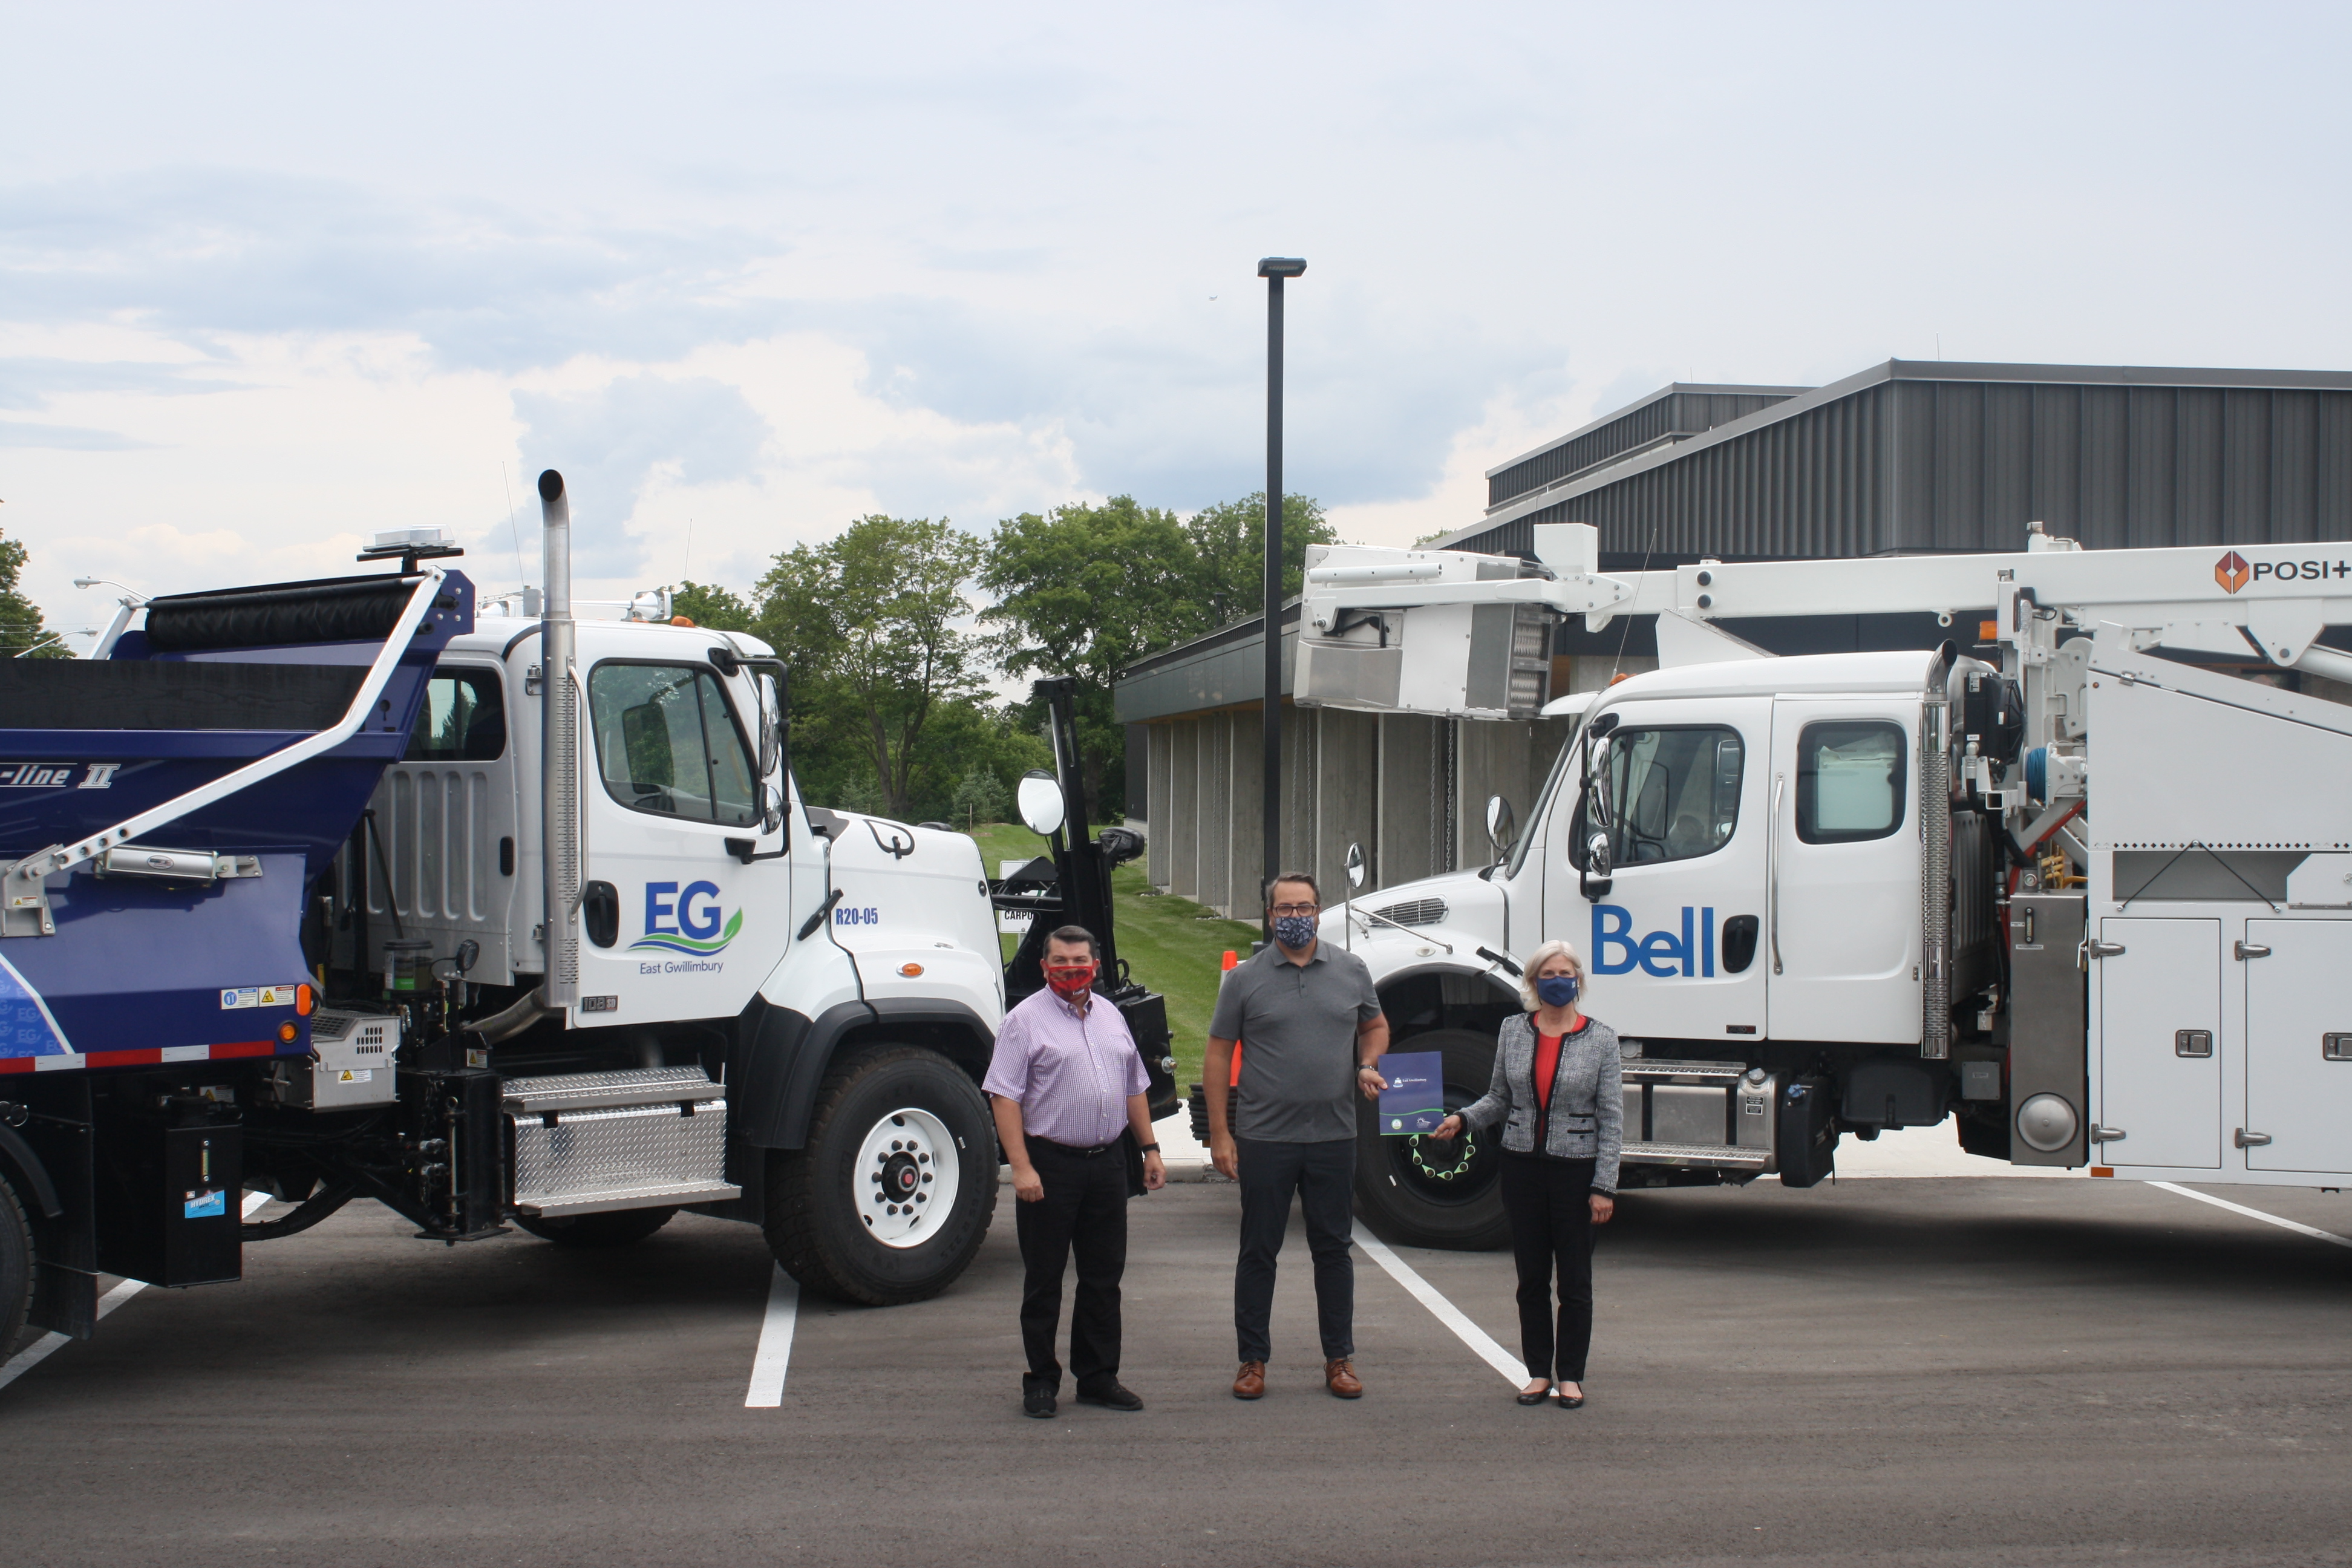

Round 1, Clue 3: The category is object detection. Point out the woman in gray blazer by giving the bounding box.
[1434,938,1621,1408]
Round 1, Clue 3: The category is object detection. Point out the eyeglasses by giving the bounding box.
[1269,903,1319,917]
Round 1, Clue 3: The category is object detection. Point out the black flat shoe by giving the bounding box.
[1023,1386,1058,1419]
[1554,1387,1585,1410]
[1515,1384,1552,1406]
[1075,1382,1145,1411]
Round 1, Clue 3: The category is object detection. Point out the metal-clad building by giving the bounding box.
[1455,360,2352,561]
[1119,359,2352,921]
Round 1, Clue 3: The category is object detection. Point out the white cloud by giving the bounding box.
[1,1,2348,638]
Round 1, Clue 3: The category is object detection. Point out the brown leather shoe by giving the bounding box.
[1232,1361,1267,1400]
[1324,1357,1364,1399]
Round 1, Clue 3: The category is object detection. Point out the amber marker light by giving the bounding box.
[898,962,925,977]
[278,1021,299,1043]
[295,984,314,1016]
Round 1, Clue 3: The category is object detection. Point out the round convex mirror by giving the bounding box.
[1016,769,1066,838]
[1344,841,1367,889]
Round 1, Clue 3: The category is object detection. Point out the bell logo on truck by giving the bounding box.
[1592,904,1719,978]
[631,881,743,956]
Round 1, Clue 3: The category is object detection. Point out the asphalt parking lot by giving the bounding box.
[5,1171,2350,1568]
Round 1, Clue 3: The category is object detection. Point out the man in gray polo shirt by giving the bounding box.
[1203,871,1389,1400]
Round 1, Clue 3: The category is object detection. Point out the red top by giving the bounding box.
[1534,1031,1562,1111]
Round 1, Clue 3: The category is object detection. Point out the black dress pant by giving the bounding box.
[1234,1135,1356,1364]
[1015,1138,1129,1394]
[1500,1152,1596,1382]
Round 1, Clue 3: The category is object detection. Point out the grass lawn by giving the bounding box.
[969,820,1259,1089]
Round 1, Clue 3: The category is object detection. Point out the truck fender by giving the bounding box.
[731,995,996,1151]
[0,1121,62,1219]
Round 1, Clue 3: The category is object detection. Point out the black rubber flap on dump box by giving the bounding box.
[0,660,368,731]
[143,572,424,652]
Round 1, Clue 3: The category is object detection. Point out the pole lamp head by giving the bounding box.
[1256,256,1307,278]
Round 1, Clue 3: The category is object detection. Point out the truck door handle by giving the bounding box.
[2089,1125,2126,1143]
[2234,1128,2273,1148]
[2085,939,2126,958]
[2234,941,2272,960]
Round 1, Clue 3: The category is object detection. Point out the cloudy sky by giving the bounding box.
[4,2,2349,639]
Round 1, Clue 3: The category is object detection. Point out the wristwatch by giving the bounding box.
[1137,1142,1160,1154]
[1357,1065,1380,1076]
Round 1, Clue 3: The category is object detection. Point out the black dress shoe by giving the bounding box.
[1555,1387,1585,1410]
[1074,1381,1144,1411]
[1515,1384,1552,1406]
[1023,1385,1058,1419]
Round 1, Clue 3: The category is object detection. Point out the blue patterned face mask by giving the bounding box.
[1535,974,1580,1007]
[1273,914,1319,950]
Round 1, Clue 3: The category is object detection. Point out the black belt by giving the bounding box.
[1033,1135,1119,1157]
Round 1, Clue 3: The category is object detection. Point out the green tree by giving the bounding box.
[753,516,985,820]
[978,496,1195,812]
[978,491,1332,814]
[949,764,1010,830]
[1180,492,1336,633]
[671,579,756,632]
[0,531,70,658]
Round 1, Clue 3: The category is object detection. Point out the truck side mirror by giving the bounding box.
[1344,842,1367,889]
[756,673,783,780]
[1580,829,1613,901]
[1017,769,1066,838]
[1484,794,1517,857]
[760,781,784,836]
[1577,732,1614,900]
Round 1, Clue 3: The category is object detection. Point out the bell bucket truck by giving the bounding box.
[0,472,1172,1356]
[1286,520,2352,1250]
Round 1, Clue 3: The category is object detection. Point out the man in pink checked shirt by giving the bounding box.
[985,924,1168,1420]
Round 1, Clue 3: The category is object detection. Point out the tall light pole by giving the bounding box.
[1258,255,1305,929]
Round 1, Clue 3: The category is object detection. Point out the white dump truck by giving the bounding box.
[0,471,1169,1354]
[1288,521,2352,1247]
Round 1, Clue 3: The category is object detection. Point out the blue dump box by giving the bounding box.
[0,567,473,1074]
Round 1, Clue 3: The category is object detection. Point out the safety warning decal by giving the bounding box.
[221,984,302,1010]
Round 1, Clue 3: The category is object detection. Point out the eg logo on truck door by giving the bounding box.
[631,881,743,956]
[1592,904,1722,978]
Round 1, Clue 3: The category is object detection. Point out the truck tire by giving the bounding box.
[1353,1027,1512,1251]
[512,1206,678,1247]
[0,1175,34,1360]
[765,1045,996,1306]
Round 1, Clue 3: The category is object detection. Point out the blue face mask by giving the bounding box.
[1273,914,1319,950]
[1535,974,1580,1007]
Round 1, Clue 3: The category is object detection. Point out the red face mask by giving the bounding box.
[1045,962,1097,1000]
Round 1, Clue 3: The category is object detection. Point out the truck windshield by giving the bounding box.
[1506,722,1578,879]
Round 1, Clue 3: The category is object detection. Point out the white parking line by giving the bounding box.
[743,1265,800,1408]
[1,1191,272,1394]
[1350,1220,1521,1385]
[2148,1181,2352,1250]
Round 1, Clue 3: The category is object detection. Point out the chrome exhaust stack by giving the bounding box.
[538,469,581,1016]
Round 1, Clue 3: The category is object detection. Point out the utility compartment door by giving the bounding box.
[1547,697,1771,1044]
[2241,919,2352,1175]
[1766,701,1919,1044]
[2097,918,2220,1169]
